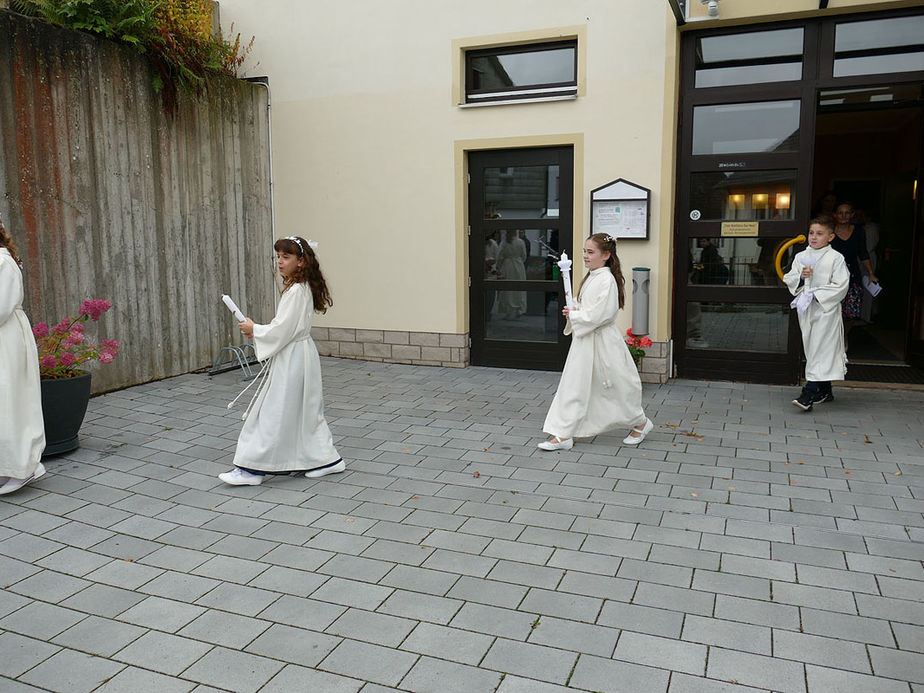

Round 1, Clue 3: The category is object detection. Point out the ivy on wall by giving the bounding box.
[10,0,252,109]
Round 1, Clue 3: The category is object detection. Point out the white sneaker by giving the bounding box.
[537,437,573,451]
[218,468,264,486]
[623,419,654,446]
[0,463,46,496]
[305,459,345,479]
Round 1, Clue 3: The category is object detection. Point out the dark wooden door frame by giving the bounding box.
[468,146,574,370]
[674,9,924,383]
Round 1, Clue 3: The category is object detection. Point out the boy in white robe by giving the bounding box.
[0,222,46,494]
[783,216,850,412]
[219,236,343,486]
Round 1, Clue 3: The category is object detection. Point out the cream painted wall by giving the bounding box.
[216,1,678,340]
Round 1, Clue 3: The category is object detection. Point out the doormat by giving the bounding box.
[846,364,924,385]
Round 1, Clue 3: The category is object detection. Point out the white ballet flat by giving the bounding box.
[537,437,573,451]
[622,419,653,446]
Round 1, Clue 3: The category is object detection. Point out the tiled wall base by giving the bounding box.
[312,327,670,382]
[637,341,670,384]
[312,328,469,368]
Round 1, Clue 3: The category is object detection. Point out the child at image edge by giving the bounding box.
[219,236,344,486]
[539,233,653,451]
[0,219,46,494]
[784,215,849,412]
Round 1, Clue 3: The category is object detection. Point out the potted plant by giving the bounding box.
[625,328,653,370]
[32,299,120,456]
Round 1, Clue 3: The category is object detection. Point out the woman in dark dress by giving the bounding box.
[830,203,877,331]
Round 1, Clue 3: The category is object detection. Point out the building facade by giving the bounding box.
[217,0,924,385]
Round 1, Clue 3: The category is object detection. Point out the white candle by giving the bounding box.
[557,252,575,310]
[221,294,246,322]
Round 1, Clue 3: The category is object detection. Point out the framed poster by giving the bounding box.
[590,178,651,240]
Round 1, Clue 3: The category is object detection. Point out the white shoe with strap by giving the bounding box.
[622,419,654,446]
[537,437,573,451]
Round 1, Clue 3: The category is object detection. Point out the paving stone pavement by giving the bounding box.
[2,357,923,693]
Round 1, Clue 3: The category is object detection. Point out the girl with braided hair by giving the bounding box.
[539,233,653,451]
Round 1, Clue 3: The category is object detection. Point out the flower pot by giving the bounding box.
[40,371,92,457]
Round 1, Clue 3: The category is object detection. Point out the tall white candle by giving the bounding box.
[557,252,575,310]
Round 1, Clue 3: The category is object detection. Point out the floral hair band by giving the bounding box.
[284,236,319,256]
[604,234,616,244]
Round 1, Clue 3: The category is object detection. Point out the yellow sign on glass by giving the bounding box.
[721,221,759,237]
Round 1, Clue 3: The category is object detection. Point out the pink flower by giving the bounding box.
[79,299,112,322]
[641,337,653,347]
[65,332,85,346]
[32,322,49,338]
[98,352,115,364]
[60,352,77,367]
[52,318,71,335]
[72,322,85,333]
[40,355,57,369]
[101,339,120,351]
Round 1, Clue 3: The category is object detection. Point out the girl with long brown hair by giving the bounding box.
[0,218,47,494]
[219,236,343,485]
[539,233,653,451]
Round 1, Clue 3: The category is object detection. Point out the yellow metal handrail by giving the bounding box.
[774,235,806,280]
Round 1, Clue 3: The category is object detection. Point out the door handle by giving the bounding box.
[774,235,806,281]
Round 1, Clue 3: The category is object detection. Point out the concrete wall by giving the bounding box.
[215,1,679,354]
[0,10,274,392]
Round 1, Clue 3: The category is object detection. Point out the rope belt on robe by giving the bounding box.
[227,334,314,420]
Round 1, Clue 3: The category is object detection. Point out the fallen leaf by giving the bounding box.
[345,518,355,523]
[894,472,902,476]
[691,492,698,497]
[844,471,852,475]
[473,471,481,478]
[411,495,419,499]
[728,487,736,491]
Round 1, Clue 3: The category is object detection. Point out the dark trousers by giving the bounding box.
[800,380,832,400]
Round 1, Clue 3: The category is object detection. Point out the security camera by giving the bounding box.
[701,0,719,16]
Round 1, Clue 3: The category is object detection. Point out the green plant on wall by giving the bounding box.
[10,0,252,109]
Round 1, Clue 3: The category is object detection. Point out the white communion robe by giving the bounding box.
[233,282,340,472]
[783,245,850,382]
[0,248,45,478]
[543,267,647,439]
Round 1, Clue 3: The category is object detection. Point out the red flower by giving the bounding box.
[32,322,49,339]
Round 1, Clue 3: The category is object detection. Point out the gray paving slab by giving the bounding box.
[0,362,920,692]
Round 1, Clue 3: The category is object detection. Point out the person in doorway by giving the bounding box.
[496,229,528,318]
[0,218,46,494]
[830,202,877,334]
[219,236,344,486]
[811,190,838,218]
[784,215,849,411]
[853,208,880,324]
[539,233,653,450]
[696,237,729,285]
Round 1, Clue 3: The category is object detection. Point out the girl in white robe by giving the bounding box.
[540,234,653,451]
[219,236,342,486]
[0,222,46,494]
[783,217,850,412]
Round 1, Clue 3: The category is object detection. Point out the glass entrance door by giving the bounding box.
[675,9,924,384]
[674,24,812,383]
[468,147,574,370]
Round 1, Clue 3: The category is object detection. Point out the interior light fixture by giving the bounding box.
[752,193,769,209]
[775,193,791,210]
